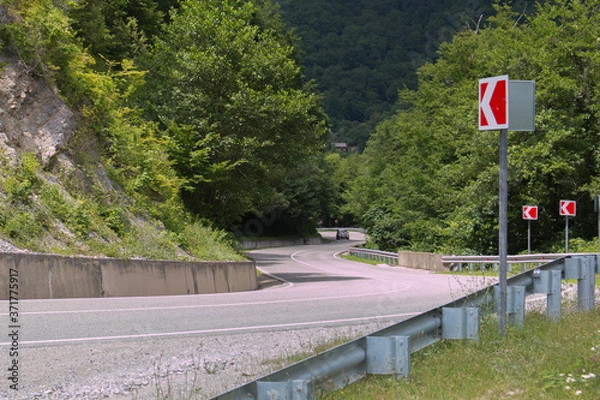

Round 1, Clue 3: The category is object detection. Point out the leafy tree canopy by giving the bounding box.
[137,0,329,229]
[344,0,600,254]
[275,0,515,148]
[67,0,173,64]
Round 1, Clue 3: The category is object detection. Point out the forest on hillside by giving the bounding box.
[0,0,330,257]
[339,1,600,254]
[275,0,533,148]
[0,0,598,258]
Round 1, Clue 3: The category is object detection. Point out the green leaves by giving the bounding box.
[139,0,328,227]
[347,0,600,253]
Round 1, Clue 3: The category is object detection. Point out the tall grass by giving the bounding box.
[324,309,600,399]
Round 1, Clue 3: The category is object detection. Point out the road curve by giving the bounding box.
[1,232,487,346]
[0,232,493,399]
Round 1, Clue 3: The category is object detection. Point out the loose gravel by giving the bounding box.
[4,321,395,400]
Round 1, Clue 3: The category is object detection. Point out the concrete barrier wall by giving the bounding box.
[398,251,447,272]
[0,252,257,299]
[239,237,323,250]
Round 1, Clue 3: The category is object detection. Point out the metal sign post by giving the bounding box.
[560,200,576,253]
[479,75,535,337]
[528,219,532,254]
[498,128,508,336]
[565,216,570,253]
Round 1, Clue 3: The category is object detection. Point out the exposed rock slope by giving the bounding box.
[0,54,75,167]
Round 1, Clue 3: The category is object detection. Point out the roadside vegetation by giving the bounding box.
[0,0,330,258]
[276,0,509,149]
[1,1,598,260]
[338,0,600,255]
[324,309,600,399]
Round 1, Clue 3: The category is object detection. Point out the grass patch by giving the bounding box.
[324,309,600,399]
[341,254,382,266]
[438,263,536,277]
[0,152,243,260]
[262,334,358,371]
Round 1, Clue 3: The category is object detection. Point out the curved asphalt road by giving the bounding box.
[0,232,488,347]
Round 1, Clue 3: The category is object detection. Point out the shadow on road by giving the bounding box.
[248,253,290,266]
[269,272,365,283]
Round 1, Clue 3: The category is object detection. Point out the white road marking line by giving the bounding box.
[0,312,420,346]
[0,286,410,316]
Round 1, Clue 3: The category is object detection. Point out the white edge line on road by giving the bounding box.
[0,312,419,347]
[0,245,412,316]
[0,286,410,316]
[256,267,294,290]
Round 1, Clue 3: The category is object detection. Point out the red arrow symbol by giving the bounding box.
[479,75,509,130]
[523,206,538,220]
[559,200,576,216]
[489,79,507,125]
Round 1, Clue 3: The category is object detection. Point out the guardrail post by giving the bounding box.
[580,256,596,312]
[442,307,479,341]
[533,269,562,321]
[509,286,526,327]
[366,335,410,379]
[256,380,315,400]
[494,286,525,327]
[565,256,596,311]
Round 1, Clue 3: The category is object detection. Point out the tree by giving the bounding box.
[275,0,500,148]
[346,0,600,254]
[68,0,168,63]
[138,0,328,228]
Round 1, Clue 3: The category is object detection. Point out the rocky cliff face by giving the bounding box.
[0,54,76,167]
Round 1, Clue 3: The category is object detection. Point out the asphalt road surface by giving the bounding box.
[0,231,488,346]
[0,232,493,399]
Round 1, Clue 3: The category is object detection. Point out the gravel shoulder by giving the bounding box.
[6,284,584,400]
[6,321,394,400]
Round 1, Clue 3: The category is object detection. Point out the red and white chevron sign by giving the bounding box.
[479,75,509,131]
[559,200,576,216]
[522,205,538,220]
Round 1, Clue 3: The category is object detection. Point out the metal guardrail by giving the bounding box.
[346,249,568,271]
[316,227,367,233]
[442,253,577,273]
[348,247,398,265]
[212,254,599,400]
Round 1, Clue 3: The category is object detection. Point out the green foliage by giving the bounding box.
[555,238,600,254]
[238,154,338,237]
[180,222,244,261]
[276,0,527,148]
[324,310,600,399]
[346,0,600,253]
[3,152,41,205]
[0,0,108,110]
[3,1,190,230]
[138,0,328,229]
[2,209,42,246]
[0,0,244,260]
[68,0,169,64]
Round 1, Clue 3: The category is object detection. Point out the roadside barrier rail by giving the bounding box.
[442,253,574,273]
[212,254,599,400]
[348,247,399,265]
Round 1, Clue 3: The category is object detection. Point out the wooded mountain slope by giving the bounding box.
[341,1,600,254]
[276,0,534,148]
[0,0,329,256]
